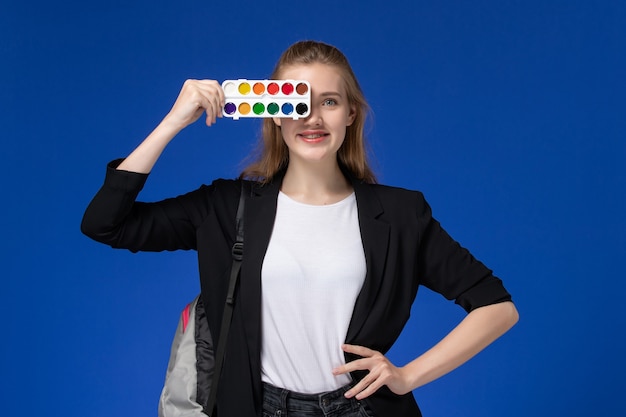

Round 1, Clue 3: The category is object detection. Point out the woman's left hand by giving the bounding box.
[332,344,413,400]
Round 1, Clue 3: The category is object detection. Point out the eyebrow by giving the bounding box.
[318,91,343,98]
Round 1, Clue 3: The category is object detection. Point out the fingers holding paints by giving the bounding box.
[165,79,225,128]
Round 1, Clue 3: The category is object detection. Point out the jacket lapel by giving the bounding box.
[239,178,281,379]
[345,179,390,343]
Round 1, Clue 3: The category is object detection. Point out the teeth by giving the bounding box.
[302,134,324,139]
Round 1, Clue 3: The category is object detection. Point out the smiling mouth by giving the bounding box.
[298,131,329,142]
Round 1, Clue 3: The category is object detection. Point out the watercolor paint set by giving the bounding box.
[222,79,311,120]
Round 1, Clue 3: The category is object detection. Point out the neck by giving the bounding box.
[281,159,352,205]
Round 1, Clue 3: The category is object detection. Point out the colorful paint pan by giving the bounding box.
[221,79,311,120]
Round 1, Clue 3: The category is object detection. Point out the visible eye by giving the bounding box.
[322,98,337,106]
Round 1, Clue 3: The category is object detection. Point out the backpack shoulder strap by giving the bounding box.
[205,180,248,416]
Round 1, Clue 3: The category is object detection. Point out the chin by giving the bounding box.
[291,151,337,164]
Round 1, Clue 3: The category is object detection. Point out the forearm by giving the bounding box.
[405,301,519,390]
[116,117,184,174]
[116,79,225,174]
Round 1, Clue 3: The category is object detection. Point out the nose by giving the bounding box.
[303,105,322,126]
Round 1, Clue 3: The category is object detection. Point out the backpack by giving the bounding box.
[159,181,248,416]
[158,295,213,417]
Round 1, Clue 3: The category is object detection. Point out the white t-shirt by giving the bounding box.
[260,191,366,393]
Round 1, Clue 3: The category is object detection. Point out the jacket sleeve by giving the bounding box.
[415,194,512,312]
[80,159,213,252]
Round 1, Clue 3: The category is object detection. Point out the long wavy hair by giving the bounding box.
[240,40,376,184]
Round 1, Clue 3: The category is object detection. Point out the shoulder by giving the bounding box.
[186,178,246,197]
[155,178,246,218]
[358,182,428,209]
[368,183,425,199]
[352,181,433,225]
[183,178,263,209]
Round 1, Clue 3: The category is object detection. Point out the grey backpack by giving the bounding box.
[158,296,213,417]
[159,181,248,416]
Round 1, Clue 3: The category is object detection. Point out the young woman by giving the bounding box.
[82,40,518,417]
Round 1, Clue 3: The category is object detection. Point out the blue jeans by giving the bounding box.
[262,382,376,417]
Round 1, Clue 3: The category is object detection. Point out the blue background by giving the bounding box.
[2,1,624,416]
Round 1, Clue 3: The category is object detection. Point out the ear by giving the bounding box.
[346,104,356,126]
[272,117,282,127]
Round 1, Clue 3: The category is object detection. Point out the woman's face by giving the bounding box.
[274,63,355,166]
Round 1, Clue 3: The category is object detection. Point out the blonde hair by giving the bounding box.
[240,40,376,184]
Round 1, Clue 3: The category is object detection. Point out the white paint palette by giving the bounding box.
[221,79,311,120]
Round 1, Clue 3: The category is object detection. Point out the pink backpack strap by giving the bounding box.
[181,302,192,333]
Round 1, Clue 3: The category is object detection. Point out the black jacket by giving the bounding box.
[81,160,512,417]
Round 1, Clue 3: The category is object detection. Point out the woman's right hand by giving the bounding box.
[163,79,225,129]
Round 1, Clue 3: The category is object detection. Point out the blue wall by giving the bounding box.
[2,1,624,416]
